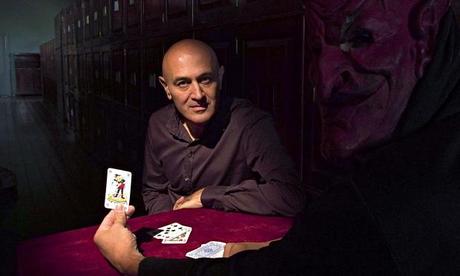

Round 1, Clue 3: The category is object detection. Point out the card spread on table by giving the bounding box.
[153,222,192,244]
[104,168,132,210]
[186,241,226,259]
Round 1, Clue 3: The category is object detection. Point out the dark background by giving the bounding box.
[0,0,73,97]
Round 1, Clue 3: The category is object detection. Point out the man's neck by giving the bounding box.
[183,121,205,141]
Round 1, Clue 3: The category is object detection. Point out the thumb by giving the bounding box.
[114,204,127,226]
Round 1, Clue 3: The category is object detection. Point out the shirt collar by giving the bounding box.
[165,97,232,145]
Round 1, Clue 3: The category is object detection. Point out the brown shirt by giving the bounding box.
[142,97,305,216]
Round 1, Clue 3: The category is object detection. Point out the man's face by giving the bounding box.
[309,0,421,160]
[160,49,223,127]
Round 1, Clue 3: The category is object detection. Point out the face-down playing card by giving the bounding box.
[185,241,226,259]
[104,168,132,210]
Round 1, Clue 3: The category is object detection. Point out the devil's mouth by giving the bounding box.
[321,79,385,108]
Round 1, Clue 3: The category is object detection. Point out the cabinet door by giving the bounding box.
[65,6,76,46]
[93,51,102,95]
[85,52,94,93]
[143,42,167,115]
[102,51,111,97]
[76,16,83,44]
[111,0,123,33]
[194,0,236,26]
[126,0,141,34]
[167,0,187,19]
[238,0,304,18]
[239,18,304,167]
[75,1,84,44]
[126,47,141,108]
[77,54,86,94]
[101,0,110,36]
[93,99,109,158]
[166,0,191,29]
[63,55,69,86]
[82,0,92,41]
[62,13,67,47]
[92,0,100,38]
[111,49,125,103]
[55,14,62,47]
[143,0,165,33]
[69,55,77,89]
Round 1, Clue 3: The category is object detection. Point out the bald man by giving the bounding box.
[142,39,305,216]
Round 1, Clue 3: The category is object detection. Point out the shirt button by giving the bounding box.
[184,177,190,182]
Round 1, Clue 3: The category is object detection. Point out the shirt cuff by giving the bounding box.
[201,186,228,209]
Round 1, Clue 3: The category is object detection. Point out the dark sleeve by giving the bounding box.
[142,123,173,214]
[201,116,305,216]
[140,181,398,275]
[139,257,230,276]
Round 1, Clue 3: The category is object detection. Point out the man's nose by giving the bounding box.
[316,43,355,100]
[190,81,204,99]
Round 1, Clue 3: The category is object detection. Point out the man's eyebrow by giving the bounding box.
[197,72,215,78]
[172,77,190,83]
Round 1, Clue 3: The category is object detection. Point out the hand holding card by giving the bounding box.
[104,168,132,211]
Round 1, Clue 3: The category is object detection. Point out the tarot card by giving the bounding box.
[104,168,132,210]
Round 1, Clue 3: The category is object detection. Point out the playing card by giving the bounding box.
[104,168,132,210]
[153,222,192,244]
[162,227,192,244]
[185,241,226,259]
[153,222,182,240]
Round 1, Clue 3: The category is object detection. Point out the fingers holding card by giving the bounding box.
[104,168,132,211]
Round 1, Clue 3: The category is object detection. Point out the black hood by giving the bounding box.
[351,8,460,275]
[394,8,460,137]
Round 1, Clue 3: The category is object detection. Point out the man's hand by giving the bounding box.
[94,205,145,276]
[173,188,204,210]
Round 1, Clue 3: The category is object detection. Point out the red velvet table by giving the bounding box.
[16,208,293,275]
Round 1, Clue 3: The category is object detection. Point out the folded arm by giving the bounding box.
[201,117,306,216]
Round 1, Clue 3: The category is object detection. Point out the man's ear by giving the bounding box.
[411,0,450,78]
[218,65,225,90]
[158,76,172,100]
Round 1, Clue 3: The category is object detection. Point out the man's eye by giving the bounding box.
[200,77,212,85]
[351,29,374,46]
[340,28,374,51]
[176,81,189,88]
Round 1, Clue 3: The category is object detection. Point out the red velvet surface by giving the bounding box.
[17,208,293,275]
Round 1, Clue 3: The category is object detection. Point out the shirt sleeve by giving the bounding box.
[138,240,286,276]
[142,123,173,214]
[201,116,306,216]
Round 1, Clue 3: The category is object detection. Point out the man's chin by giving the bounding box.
[320,142,354,163]
[184,112,214,126]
